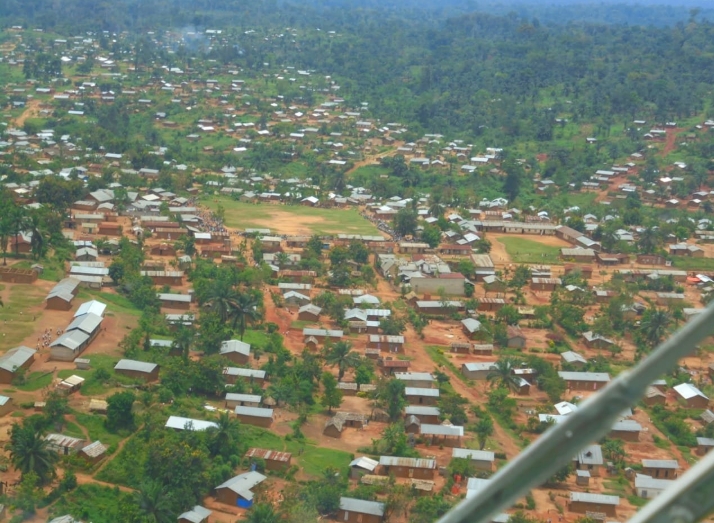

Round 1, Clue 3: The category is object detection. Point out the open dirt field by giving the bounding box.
[202,197,383,236]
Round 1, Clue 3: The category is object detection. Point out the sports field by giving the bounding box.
[203,197,382,236]
[498,236,563,265]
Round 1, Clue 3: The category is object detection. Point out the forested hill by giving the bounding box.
[6,0,714,142]
[2,0,714,32]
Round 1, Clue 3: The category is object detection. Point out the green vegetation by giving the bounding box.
[0,283,47,348]
[203,197,380,236]
[498,237,562,265]
[670,256,714,271]
[14,372,53,392]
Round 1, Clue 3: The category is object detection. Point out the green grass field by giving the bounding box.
[242,425,352,477]
[670,256,714,271]
[0,283,47,348]
[498,237,563,265]
[203,197,381,236]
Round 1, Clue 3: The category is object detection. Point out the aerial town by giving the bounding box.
[0,5,714,523]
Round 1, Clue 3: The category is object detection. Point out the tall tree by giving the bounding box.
[321,371,343,414]
[640,307,672,349]
[135,479,175,523]
[204,285,241,324]
[232,292,260,340]
[7,423,57,483]
[487,358,523,392]
[324,341,361,381]
[246,503,279,523]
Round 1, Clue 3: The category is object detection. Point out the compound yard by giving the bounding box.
[203,197,383,236]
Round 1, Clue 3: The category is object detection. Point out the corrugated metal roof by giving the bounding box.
[349,456,379,471]
[50,331,90,351]
[0,346,36,372]
[74,300,106,318]
[226,393,261,404]
[379,456,436,469]
[245,448,292,463]
[81,440,107,458]
[642,459,679,469]
[224,367,266,378]
[452,448,495,461]
[405,387,440,397]
[220,340,251,356]
[558,371,611,382]
[635,473,673,490]
[405,406,440,416]
[177,506,212,523]
[165,416,218,431]
[66,313,103,335]
[234,406,273,418]
[114,359,158,374]
[216,471,266,499]
[569,491,619,505]
[339,497,385,517]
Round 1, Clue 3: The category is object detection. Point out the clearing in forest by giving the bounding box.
[204,197,383,236]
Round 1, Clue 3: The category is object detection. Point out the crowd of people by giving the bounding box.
[36,327,62,350]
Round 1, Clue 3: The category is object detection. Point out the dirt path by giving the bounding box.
[661,127,684,157]
[13,98,43,128]
[74,472,136,493]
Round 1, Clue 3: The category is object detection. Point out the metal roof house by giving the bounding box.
[178,505,212,523]
[234,406,274,427]
[74,300,106,317]
[220,339,251,364]
[165,416,218,432]
[338,497,386,523]
[558,371,611,391]
[673,382,710,408]
[568,491,620,517]
[113,359,159,381]
[0,346,36,383]
[379,456,437,479]
[634,474,674,499]
[215,471,267,508]
[452,448,496,471]
[50,330,91,361]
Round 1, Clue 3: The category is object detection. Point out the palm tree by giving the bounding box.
[172,325,194,363]
[246,503,279,523]
[208,411,240,457]
[27,212,48,260]
[429,193,444,218]
[637,227,660,255]
[135,480,175,523]
[204,285,240,323]
[324,341,361,381]
[7,423,57,483]
[232,292,260,340]
[486,358,522,393]
[9,206,29,256]
[640,308,672,349]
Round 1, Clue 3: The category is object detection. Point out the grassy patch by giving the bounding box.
[74,413,124,447]
[76,289,141,317]
[242,425,352,477]
[425,346,471,385]
[50,483,135,523]
[498,237,563,265]
[290,320,315,330]
[0,283,47,347]
[670,256,714,271]
[57,354,130,396]
[241,329,270,349]
[14,371,53,391]
[63,420,85,439]
[203,197,381,236]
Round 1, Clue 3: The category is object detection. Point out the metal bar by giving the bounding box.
[437,302,714,523]
[627,448,714,523]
